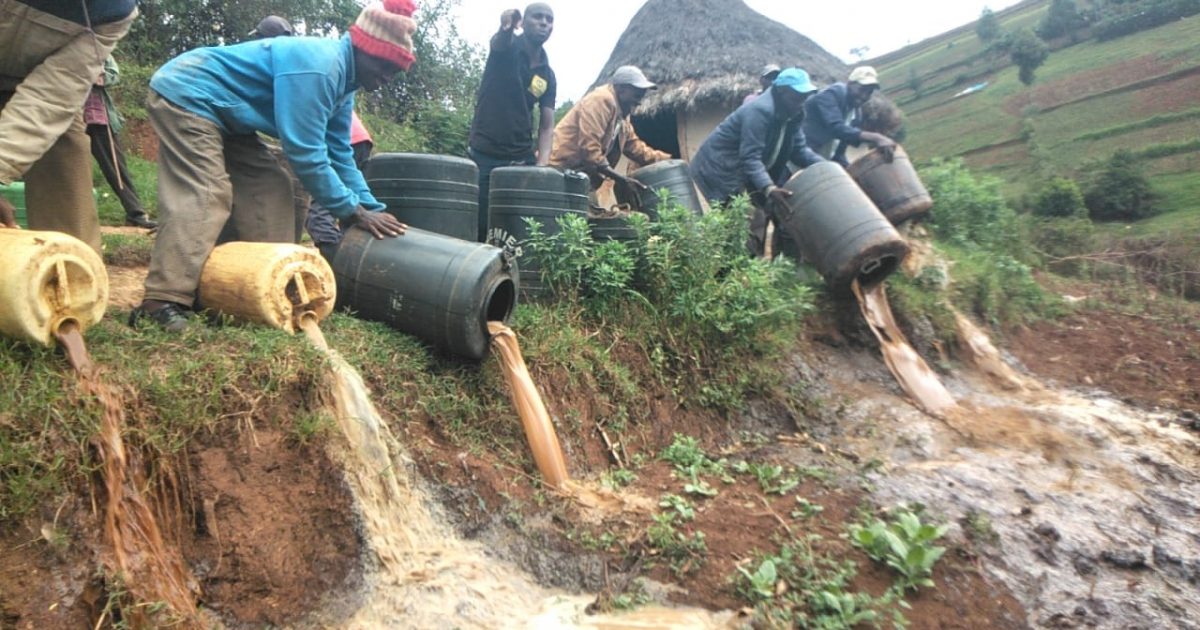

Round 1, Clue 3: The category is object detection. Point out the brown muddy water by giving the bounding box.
[297,317,732,628]
[55,323,202,626]
[807,321,1200,629]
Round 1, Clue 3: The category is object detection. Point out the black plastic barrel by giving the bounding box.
[627,160,704,219]
[846,145,932,226]
[588,215,640,244]
[487,167,588,297]
[775,161,909,293]
[332,227,516,360]
[364,153,479,242]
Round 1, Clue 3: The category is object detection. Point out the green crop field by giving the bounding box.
[875,3,1200,228]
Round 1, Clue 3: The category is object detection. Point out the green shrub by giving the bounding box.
[1094,0,1200,41]
[525,198,815,408]
[1033,176,1087,218]
[919,159,1029,259]
[1037,0,1086,40]
[1031,217,1096,275]
[976,7,1002,43]
[1083,149,1158,221]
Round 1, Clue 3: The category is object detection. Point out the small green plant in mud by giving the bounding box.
[734,460,801,495]
[849,509,948,592]
[600,468,637,489]
[734,536,903,629]
[792,497,826,519]
[659,435,731,497]
[659,494,696,521]
[610,577,652,611]
[646,511,708,577]
[962,509,1000,546]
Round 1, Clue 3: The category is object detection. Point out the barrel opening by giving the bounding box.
[857,254,901,290]
[285,271,324,310]
[485,278,516,325]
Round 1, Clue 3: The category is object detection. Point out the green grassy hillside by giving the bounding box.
[874,3,1200,225]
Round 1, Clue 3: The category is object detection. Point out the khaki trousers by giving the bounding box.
[0,1,136,253]
[143,91,294,307]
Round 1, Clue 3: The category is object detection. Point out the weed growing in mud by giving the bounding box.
[734,460,801,495]
[792,497,826,519]
[849,509,948,592]
[646,511,708,577]
[600,468,637,489]
[962,509,1000,546]
[734,536,902,629]
[659,435,732,497]
[658,494,696,521]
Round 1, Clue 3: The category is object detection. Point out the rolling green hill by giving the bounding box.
[873,1,1200,223]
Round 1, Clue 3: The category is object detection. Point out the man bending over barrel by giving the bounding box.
[690,68,824,258]
[803,66,896,167]
[131,0,414,332]
[548,65,670,212]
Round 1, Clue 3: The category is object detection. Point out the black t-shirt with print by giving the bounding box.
[468,33,556,159]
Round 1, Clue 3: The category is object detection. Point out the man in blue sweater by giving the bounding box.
[132,0,416,332]
[802,66,896,167]
[690,68,824,257]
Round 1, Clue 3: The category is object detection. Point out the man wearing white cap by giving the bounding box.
[131,0,416,332]
[742,64,781,106]
[549,65,670,199]
[803,66,896,166]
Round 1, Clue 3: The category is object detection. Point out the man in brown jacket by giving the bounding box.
[549,65,670,204]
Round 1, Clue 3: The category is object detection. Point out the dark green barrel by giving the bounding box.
[588,215,639,244]
[627,160,704,219]
[332,227,517,360]
[775,161,909,293]
[486,167,588,297]
[364,153,479,242]
[845,145,932,226]
[0,182,26,228]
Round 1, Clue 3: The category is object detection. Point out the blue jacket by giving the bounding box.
[689,87,824,203]
[150,35,383,219]
[802,83,862,166]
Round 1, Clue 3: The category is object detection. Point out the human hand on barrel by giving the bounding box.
[0,196,19,229]
[766,185,793,212]
[500,8,521,31]
[863,132,897,162]
[353,207,406,239]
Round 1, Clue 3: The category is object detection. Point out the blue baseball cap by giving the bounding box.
[773,68,817,95]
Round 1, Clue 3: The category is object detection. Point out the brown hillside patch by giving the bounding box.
[122,119,158,162]
[1007,281,1200,413]
[1005,55,1170,115]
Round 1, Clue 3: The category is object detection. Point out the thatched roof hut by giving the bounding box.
[594,0,849,161]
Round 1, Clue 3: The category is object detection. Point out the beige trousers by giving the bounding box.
[0,1,136,252]
[143,92,295,307]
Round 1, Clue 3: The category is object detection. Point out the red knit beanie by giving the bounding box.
[349,0,417,71]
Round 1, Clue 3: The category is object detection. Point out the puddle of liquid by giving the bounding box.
[488,321,570,489]
[56,325,200,626]
[852,280,957,416]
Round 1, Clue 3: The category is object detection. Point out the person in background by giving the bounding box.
[0,0,139,247]
[468,3,556,242]
[689,68,824,258]
[130,0,414,332]
[548,65,670,210]
[742,64,781,106]
[802,66,896,167]
[86,55,157,229]
[306,114,375,262]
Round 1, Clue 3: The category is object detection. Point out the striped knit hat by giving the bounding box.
[349,0,417,71]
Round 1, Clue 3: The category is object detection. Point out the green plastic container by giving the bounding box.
[0,182,26,228]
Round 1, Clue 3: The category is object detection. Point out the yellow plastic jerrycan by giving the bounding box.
[0,229,108,346]
[198,242,336,333]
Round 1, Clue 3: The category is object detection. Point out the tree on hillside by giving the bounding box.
[1083,150,1158,221]
[976,7,1002,43]
[1009,28,1050,85]
[1037,0,1086,40]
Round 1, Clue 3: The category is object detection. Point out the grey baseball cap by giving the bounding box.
[611,65,657,89]
[249,16,294,39]
[760,64,782,79]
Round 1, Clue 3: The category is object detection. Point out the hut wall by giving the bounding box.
[677,104,729,162]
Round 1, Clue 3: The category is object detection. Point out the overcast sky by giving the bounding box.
[451,0,1025,102]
